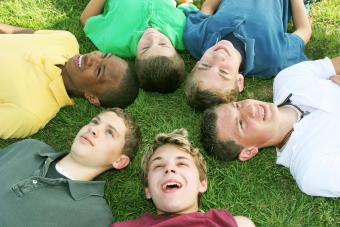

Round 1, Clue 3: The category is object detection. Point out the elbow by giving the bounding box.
[80,14,87,26]
[304,26,312,44]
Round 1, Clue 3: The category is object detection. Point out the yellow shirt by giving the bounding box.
[0,30,79,139]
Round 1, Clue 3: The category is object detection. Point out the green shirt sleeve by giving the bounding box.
[177,3,198,12]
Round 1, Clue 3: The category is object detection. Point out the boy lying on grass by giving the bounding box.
[112,128,254,226]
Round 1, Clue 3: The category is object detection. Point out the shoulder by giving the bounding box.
[34,30,79,48]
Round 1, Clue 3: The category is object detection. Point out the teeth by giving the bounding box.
[260,106,265,120]
[78,55,83,68]
[163,182,181,190]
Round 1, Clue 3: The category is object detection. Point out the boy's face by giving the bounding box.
[145,144,207,214]
[65,51,128,105]
[191,40,244,95]
[215,99,280,150]
[137,28,176,60]
[70,111,129,170]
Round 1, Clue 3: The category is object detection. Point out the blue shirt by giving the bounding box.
[184,0,308,78]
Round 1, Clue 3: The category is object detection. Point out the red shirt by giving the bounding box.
[111,209,237,227]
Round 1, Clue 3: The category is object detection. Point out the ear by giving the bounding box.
[144,187,152,199]
[84,92,101,106]
[238,147,258,161]
[112,155,130,170]
[199,178,208,193]
[236,74,244,92]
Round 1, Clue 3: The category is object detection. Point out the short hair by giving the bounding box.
[135,54,185,93]
[141,128,207,187]
[99,62,139,108]
[201,107,244,161]
[102,108,141,159]
[185,71,239,111]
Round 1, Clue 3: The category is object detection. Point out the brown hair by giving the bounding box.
[141,128,207,187]
[201,107,243,161]
[102,108,141,159]
[135,54,185,93]
[185,70,239,111]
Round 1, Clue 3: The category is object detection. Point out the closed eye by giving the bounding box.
[239,119,243,129]
[178,162,189,167]
[107,129,114,137]
[91,119,99,124]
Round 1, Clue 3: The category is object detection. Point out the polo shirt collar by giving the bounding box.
[38,149,106,200]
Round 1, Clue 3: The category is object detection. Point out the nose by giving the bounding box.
[84,54,101,69]
[88,125,99,138]
[164,164,176,174]
[241,104,257,119]
[212,52,226,61]
[147,33,160,45]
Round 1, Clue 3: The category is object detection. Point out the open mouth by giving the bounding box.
[161,180,182,192]
[73,54,83,69]
[259,105,265,120]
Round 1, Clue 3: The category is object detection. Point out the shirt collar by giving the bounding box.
[38,149,106,200]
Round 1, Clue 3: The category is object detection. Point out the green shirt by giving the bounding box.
[0,139,113,227]
[83,0,197,57]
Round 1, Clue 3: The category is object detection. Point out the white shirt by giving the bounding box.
[273,58,340,197]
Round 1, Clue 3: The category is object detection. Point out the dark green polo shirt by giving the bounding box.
[0,139,113,227]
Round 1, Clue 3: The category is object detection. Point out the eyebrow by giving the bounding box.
[150,155,192,164]
[231,103,240,135]
[93,116,120,136]
[102,65,106,79]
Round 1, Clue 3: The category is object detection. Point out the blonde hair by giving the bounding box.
[141,128,207,187]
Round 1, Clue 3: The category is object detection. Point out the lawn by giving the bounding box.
[0,0,339,226]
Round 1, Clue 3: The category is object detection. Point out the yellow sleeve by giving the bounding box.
[34,30,79,56]
[0,104,43,139]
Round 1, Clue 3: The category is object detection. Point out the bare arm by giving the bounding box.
[200,0,221,15]
[0,23,34,34]
[290,0,312,45]
[330,56,340,84]
[80,0,105,25]
[234,216,256,227]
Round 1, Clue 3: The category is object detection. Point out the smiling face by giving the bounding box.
[137,28,176,60]
[192,40,244,94]
[64,51,128,104]
[144,144,207,214]
[70,111,128,170]
[215,99,281,150]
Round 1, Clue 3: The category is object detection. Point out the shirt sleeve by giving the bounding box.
[297,153,340,197]
[283,33,308,68]
[177,3,198,12]
[277,57,336,81]
[183,10,210,59]
[0,104,43,139]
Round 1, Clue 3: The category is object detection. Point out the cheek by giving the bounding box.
[245,123,271,143]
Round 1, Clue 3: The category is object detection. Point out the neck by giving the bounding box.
[157,203,199,215]
[57,154,108,181]
[271,106,299,147]
[58,64,75,95]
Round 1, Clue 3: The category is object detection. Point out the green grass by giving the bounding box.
[1,0,339,226]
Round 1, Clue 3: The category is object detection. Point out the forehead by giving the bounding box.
[96,111,127,135]
[193,69,236,92]
[103,56,128,86]
[140,46,176,60]
[150,144,194,163]
[215,104,238,142]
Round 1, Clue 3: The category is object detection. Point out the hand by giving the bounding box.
[177,0,193,4]
[330,75,340,85]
